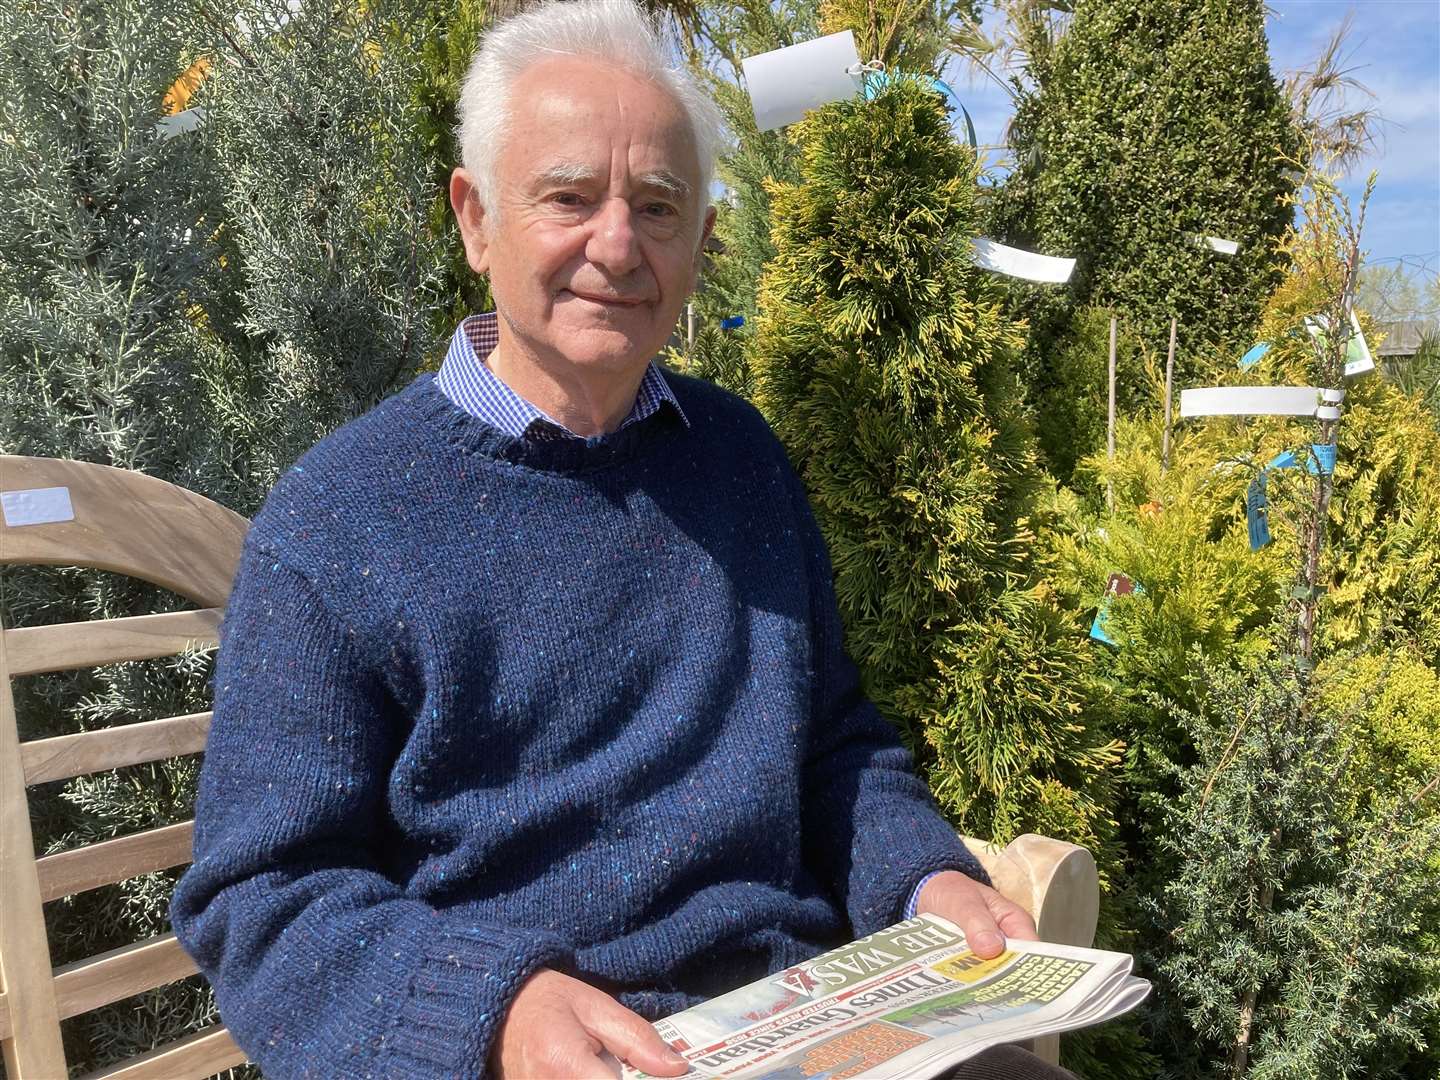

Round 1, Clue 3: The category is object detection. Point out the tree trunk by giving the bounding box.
[488,0,530,20]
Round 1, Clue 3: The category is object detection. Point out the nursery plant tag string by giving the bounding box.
[1244,445,1337,552]
[853,63,979,149]
[845,58,886,76]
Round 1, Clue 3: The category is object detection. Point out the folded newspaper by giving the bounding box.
[623,914,1150,1080]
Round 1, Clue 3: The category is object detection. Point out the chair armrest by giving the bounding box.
[958,833,1100,1067]
[959,832,1099,949]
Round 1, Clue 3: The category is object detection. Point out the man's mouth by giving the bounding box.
[565,290,647,307]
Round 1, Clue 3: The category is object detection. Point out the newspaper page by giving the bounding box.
[624,914,1150,1080]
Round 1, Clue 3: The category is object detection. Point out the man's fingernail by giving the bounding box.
[974,931,1003,953]
[662,1048,688,1066]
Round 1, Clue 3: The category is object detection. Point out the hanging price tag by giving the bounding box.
[1089,573,1142,646]
[1238,342,1270,370]
[742,31,864,132]
[1246,473,1271,550]
[1188,233,1241,255]
[1240,443,1337,551]
[1304,311,1374,377]
[1308,443,1336,475]
[1267,450,1298,470]
[1179,386,1326,418]
[155,107,206,140]
[971,238,1076,283]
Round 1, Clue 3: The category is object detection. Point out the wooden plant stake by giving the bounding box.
[1107,315,1117,512]
[1162,317,1177,472]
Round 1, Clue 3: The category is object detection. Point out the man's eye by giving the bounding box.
[551,192,585,207]
[643,202,677,217]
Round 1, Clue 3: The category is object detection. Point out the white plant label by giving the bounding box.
[1179,386,1328,418]
[1188,232,1241,255]
[742,31,863,132]
[2,486,75,527]
[155,107,206,140]
[971,238,1076,283]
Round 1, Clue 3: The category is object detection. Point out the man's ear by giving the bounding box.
[450,167,491,275]
[690,204,717,292]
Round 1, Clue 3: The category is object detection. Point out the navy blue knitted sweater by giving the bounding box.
[170,371,982,1078]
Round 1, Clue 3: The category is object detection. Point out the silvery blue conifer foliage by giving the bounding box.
[1,0,446,1068]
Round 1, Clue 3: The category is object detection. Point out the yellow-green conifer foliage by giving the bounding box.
[1323,650,1440,805]
[747,71,1120,855]
[1219,186,1440,667]
[1044,208,1440,1069]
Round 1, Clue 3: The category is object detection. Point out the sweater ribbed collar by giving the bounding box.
[401,373,686,474]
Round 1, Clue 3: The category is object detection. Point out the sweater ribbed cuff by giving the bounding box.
[388,922,573,1078]
[868,837,993,933]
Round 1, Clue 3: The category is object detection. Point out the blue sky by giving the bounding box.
[949,0,1440,288]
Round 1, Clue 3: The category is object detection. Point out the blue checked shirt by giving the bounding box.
[435,312,687,439]
[434,311,938,922]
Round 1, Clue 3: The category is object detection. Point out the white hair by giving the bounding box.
[456,0,725,217]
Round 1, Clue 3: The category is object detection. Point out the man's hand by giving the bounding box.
[493,968,689,1079]
[917,870,1039,959]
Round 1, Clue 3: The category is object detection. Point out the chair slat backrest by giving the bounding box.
[1,455,250,1078]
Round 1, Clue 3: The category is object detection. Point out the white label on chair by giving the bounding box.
[2,486,75,527]
[1180,386,1323,418]
[971,238,1076,283]
[742,31,863,132]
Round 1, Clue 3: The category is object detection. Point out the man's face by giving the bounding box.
[454,56,715,378]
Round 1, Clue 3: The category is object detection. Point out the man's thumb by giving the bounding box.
[582,999,689,1076]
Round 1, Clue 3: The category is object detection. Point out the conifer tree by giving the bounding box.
[183,0,449,492]
[741,26,1165,1069]
[1153,657,1440,1078]
[747,0,1120,872]
[679,0,981,392]
[0,1,239,1067]
[1,0,446,1068]
[991,0,1300,476]
[1040,220,1440,1072]
[1126,172,1440,1076]
[675,0,816,396]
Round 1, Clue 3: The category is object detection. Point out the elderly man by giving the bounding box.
[171,3,1077,1077]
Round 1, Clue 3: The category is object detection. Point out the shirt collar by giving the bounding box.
[435,312,688,441]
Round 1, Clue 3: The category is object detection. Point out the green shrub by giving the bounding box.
[991,0,1301,478]
[744,33,1121,888]
[1151,655,1440,1078]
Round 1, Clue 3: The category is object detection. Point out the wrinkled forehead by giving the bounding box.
[500,57,703,192]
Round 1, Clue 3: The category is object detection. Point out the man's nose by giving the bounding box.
[585,197,643,276]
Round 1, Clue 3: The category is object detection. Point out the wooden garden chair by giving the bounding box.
[1,454,1100,1076]
[1,455,249,1078]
